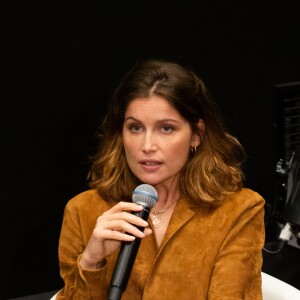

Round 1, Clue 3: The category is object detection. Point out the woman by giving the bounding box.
[57,59,265,299]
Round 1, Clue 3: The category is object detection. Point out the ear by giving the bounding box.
[191,119,205,148]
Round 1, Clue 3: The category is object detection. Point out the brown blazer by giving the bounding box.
[57,188,265,299]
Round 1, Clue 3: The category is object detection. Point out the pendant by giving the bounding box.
[151,214,162,227]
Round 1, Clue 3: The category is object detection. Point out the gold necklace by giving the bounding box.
[150,200,176,228]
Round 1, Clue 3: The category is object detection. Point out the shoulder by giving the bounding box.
[64,189,114,218]
[66,189,105,207]
[217,188,265,225]
[224,188,265,208]
[60,190,117,245]
[211,188,265,221]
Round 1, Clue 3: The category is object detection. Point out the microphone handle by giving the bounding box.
[108,206,150,300]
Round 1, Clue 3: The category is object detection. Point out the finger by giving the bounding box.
[100,202,149,228]
[104,202,144,215]
[92,226,136,243]
[99,211,149,228]
[104,230,136,242]
[97,219,146,239]
[144,228,153,236]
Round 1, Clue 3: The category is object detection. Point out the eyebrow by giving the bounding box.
[124,116,182,124]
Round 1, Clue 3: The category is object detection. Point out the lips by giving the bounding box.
[139,159,163,171]
[144,161,160,166]
[139,159,162,166]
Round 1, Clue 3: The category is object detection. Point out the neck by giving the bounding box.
[153,182,180,210]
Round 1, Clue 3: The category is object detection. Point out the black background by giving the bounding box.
[2,1,300,298]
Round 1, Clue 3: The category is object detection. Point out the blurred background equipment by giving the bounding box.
[264,82,300,253]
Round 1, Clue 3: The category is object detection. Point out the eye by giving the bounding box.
[161,125,174,133]
[129,124,143,133]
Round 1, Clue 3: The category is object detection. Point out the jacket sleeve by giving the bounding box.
[208,193,265,300]
[57,203,108,300]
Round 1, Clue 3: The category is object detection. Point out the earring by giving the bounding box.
[191,145,198,154]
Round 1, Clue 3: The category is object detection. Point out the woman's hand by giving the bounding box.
[80,201,152,270]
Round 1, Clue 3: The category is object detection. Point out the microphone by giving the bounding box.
[108,184,158,300]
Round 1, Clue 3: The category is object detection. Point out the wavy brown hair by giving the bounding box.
[89,59,245,206]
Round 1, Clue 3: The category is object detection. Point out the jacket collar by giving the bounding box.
[158,196,196,252]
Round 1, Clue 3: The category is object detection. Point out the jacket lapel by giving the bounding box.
[159,197,195,253]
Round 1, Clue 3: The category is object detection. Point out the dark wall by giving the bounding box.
[2,1,300,298]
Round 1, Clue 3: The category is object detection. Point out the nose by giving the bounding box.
[141,132,157,152]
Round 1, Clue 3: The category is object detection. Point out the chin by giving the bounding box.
[136,176,162,186]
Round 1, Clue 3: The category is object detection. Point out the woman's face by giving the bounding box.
[122,95,201,189]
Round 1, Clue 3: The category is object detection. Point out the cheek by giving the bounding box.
[167,139,191,162]
[123,136,139,162]
[123,142,132,159]
[122,132,132,152]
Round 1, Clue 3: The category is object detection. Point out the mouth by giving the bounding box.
[139,159,163,166]
[140,159,162,166]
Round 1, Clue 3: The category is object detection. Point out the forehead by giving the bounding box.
[125,96,184,120]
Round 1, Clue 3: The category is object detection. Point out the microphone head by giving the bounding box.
[132,184,158,208]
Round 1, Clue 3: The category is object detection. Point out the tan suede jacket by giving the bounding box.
[57,188,265,300]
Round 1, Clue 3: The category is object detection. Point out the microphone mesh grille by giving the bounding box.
[132,184,158,208]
